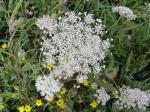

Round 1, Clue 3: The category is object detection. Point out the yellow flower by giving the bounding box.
[60,88,67,95]
[18,106,25,112]
[36,99,43,107]
[56,99,65,108]
[90,100,97,109]
[1,43,7,49]
[46,64,54,70]
[24,105,31,112]
[82,80,89,86]
[48,96,54,102]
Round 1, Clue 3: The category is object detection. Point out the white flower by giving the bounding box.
[36,15,56,34]
[94,87,111,106]
[35,75,63,100]
[112,6,136,20]
[114,86,150,110]
[84,12,95,24]
[76,74,88,84]
[36,11,111,80]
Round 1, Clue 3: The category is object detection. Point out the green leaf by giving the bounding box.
[12,0,23,17]
[125,51,133,73]
[111,104,120,112]
[97,80,116,92]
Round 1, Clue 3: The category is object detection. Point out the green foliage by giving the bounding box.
[0,0,149,112]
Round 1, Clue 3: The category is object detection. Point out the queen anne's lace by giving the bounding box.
[94,87,110,106]
[76,74,88,84]
[35,75,63,100]
[112,6,136,20]
[36,11,111,79]
[35,11,112,100]
[114,86,150,110]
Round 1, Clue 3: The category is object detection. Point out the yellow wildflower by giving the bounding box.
[56,99,65,108]
[1,43,7,49]
[60,88,67,95]
[90,100,97,109]
[82,80,89,86]
[18,106,25,112]
[36,99,43,107]
[24,105,31,112]
[46,64,54,70]
[48,96,54,102]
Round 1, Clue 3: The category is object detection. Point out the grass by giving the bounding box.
[0,0,150,111]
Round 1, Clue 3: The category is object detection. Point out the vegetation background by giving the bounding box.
[0,0,150,111]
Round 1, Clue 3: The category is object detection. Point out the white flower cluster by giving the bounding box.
[115,86,150,110]
[36,11,111,80]
[76,74,88,84]
[36,15,56,34]
[94,87,111,106]
[35,75,63,100]
[112,6,136,20]
[35,11,111,100]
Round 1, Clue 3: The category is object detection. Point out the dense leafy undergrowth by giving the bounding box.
[0,0,150,112]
